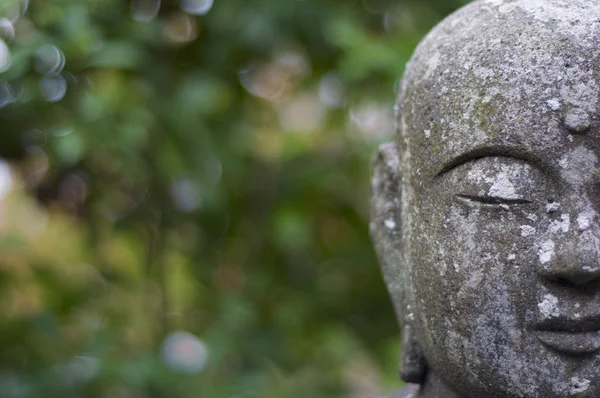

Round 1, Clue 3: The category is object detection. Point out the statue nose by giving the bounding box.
[538,229,600,287]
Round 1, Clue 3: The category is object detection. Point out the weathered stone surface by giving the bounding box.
[371,1,600,397]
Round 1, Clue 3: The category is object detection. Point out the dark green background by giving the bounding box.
[0,0,466,396]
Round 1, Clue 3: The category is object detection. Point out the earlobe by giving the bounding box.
[400,324,427,384]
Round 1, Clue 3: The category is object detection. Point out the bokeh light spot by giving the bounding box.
[0,40,12,73]
[349,101,394,141]
[35,44,65,74]
[39,74,67,102]
[170,179,201,212]
[279,92,326,133]
[180,0,214,16]
[0,82,15,108]
[0,160,14,200]
[130,0,161,22]
[318,73,346,109]
[161,331,209,374]
[0,19,15,42]
[164,12,197,44]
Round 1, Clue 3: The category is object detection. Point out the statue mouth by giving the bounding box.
[533,317,600,355]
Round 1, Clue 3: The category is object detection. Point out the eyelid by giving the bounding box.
[435,149,544,179]
[456,194,532,206]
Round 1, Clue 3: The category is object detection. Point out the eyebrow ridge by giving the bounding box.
[434,146,551,179]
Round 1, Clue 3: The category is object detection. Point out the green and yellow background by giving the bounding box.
[0,1,466,396]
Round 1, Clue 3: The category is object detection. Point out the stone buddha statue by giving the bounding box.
[370,0,600,397]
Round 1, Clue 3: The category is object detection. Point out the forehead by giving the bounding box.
[399,0,600,179]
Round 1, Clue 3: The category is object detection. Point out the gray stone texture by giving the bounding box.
[371,1,600,397]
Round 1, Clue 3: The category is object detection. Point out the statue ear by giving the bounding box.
[370,142,427,384]
[370,142,404,320]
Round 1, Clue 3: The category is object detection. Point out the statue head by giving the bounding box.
[371,1,600,397]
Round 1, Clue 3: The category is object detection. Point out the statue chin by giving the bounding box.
[371,1,600,397]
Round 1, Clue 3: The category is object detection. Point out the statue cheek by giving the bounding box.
[413,204,537,318]
[426,203,524,275]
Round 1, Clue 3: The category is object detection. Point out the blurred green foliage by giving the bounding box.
[0,0,466,397]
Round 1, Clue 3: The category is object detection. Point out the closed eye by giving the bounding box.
[456,194,532,206]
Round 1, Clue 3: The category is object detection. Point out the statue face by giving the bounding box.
[386,1,600,397]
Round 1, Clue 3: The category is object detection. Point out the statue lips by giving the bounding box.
[533,315,600,356]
